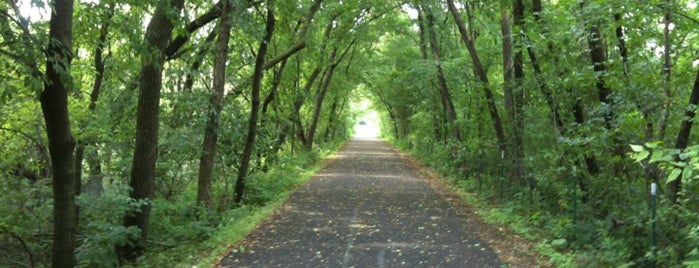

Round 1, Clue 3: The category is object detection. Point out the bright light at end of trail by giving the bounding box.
[353,111,380,139]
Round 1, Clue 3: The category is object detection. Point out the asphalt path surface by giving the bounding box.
[220,138,504,267]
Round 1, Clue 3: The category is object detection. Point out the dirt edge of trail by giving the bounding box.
[397,148,554,268]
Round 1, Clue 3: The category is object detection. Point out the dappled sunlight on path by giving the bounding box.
[219,139,503,267]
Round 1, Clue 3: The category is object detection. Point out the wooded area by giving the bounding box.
[1,0,698,267]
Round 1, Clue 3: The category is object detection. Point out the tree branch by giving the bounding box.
[263,0,324,70]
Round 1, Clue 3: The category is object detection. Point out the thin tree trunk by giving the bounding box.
[423,5,462,142]
[305,49,338,149]
[658,0,672,141]
[305,39,356,150]
[580,1,616,130]
[447,0,506,152]
[529,0,564,131]
[234,2,275,203]
[197,2,231,208]
[40,1,77,267]
[183,30,218,92]
[262,59,288,115]
[323,96,338,141]
[293,68,321,147]
[75,2,114,194]
[581,1,627,164]
[532,0,596,201]
[500,1,514,126]
[259,59,289,171]
[117,0,185,261]
[668,69,699,203]
[511,0,526,182]
[263,0,324,70]
[415,9,443,141]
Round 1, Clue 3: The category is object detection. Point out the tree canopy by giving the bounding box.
[1,0,699,266]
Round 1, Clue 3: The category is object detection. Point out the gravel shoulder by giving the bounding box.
[218,138,546,267]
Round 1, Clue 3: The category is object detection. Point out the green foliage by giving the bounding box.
[76,185,149,267]
[131,144,338,267]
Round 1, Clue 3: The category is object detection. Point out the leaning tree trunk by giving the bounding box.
[234,3,275,203]
[197,2,232,208]
[305,38,356,150]
[117,0,185,261]
[306,49,339,150]
[40,1,77,267]
[447,0,507,152]
[668,68,699,204]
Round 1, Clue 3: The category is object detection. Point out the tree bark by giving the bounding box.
[197,2,231,208]
[234,2,275,203]
[117,0,184,261]
[39,1,77,267]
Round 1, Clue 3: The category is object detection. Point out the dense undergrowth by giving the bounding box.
[1,139,344,268]
[133,142,343,267]
[391,137,699,268]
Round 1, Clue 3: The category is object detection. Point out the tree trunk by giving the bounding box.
[668,69,699,203]
[415,9,444,142]
[323,96,339,141]
[234,3,275,203]
[183,30,218,92]
[293,68,321,147]
[39,1,77,267]
[306,49,338,150]
[658,0,672,141]
[263,0,324,70]
[75,2,114,194]
[447,0,507,152]
[305,39,356,150]
[197,2,231,208]
[500,0,526,183]
[580,1,616,132]
[117,0,185,261]
[500,1,514,126]
[529,0,564,131]
[259,59,288,171]
[511,0,526,182]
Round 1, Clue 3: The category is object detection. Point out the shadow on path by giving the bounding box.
[219,138,503,267]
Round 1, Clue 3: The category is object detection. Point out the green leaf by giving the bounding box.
[684,165,694,180]
[629,144,644,152]
[667,168,682,184]
[649,150,672,163]
[645,141,662,149]
[633,150,650,163]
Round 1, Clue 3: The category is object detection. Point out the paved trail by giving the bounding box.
[220,138,504,267]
